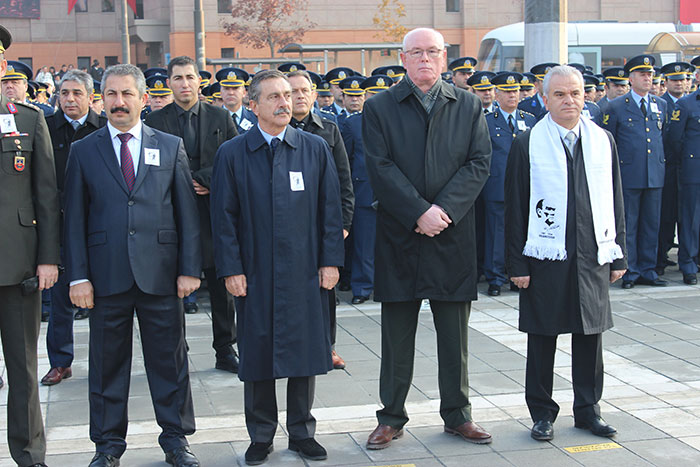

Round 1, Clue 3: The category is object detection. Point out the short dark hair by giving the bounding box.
[168,56,198,78]
[248,69,288,102]
[287,69,313,87]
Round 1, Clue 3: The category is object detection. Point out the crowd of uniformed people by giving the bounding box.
[2,18,700,465]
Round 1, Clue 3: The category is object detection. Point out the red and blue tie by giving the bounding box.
[117,133,135,191]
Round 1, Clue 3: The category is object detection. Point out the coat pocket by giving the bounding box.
[18,207,37,227]
[158,230,178,244]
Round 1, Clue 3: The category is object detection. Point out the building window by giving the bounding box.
[221,48,236,59]
[134,0,145,19]
[77,57,91,71]
[102,0,115,12]
[446,0,459,12]
[218,0,232,13]
[446,45,460,62]
[105,56,119,67]
[18,57,33,73]
[75,0,88,12]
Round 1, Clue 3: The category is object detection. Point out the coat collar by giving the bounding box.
[392,77,456,103]
[246,123,300,153]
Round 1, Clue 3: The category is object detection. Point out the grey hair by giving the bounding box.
[402,28,445,51]
[101,64,147,97]
[543,65,584,96]
[248,69,288,102]
[59,70,93,95]
[287,69,313,88]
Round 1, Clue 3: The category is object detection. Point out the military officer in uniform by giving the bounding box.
[322,67,355,129]
[448,56,477,91]
[91,79,105,116]
[0,25,60,466]
[467,71,497,113]
[597,67,629,114]
[371,65,405,84]
[483,72,536,296]
[520,72,537,100]
[2,60,34,105]
[146,73,174,111]
[316,80,334,109]
[216,67,257,134]
[667,62,700,285]
[603,55,669,289]
[518,63,559,121]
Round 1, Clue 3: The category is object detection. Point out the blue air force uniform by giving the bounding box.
[666,90,700,279]
[518,93,547,121]
[603,77,669,283]
[483,107,536,288]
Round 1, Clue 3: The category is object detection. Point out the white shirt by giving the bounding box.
[107,120,142,176]
[553,120,581,152]
[64,112,88,128]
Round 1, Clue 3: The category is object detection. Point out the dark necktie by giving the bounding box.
[508,115,515,132]
[292,119,305,130]
[270,137,280,154]
[232,113,238,127]
[640,98,647,117]
[70,120,80,131]
[183,110,197,156]
[117,133,135,191]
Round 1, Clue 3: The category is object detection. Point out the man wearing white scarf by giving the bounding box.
[505,66,627,442]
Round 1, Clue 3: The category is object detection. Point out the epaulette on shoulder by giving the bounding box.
[489,111,498,119]
[319,108,334,116]
[519,110,535,118]
[346,110,362,118]
[14,101,41,112]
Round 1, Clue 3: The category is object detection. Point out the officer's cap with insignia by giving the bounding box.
[0,24,12,55]
[92,80,102,101]
[492,72,522,91]
[316,80,332,96]
[245,74,253,88]
[3,60,32,81]
[530,62,559,81]
[624,54,655,74]
[441,71,453,83]
[372,65,405,79]
[583,74,600,91]
[216,67,249,87]
[520,72,536,89]
[305,71,323,90]
[602,67,629,84]
[594,74,605,91]
[362,74,392,94]
[209,82,222,100]
[686,64,696,78]
[448,57,477,73]
[200,84,212,97]
[146,74,172,96]
[660,62,690,81]
[26,80,37,100]
[35,81,49,96]
[567,63,587,74]
[278,62,306,74]
[691,56,700,68]
[338,76,366,96]
[199,70,212,87]
[325,67,355,85]
[467,71,496,90]
[144,67,168,79]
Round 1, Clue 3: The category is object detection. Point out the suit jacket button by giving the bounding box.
[129,229,135,235]
[128,200,134,206]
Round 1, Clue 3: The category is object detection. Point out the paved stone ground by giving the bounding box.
[2,255,700,466]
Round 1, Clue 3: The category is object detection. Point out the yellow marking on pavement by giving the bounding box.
[564,442,621,453]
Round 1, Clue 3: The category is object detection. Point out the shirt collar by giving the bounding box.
[333,102,344,114]
[630,89,649,106]
[107,120,143,142]
[553,119,581,141]
[537,93,545,107]
[176,99,200,116]
[502,108,518,121]
[230,105,243,120]
[63,111,88,126]
[257,124,286,145]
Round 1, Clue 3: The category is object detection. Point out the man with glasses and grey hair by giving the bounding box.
[64,64,202,467]
[362,27,492,450]
[505,64,626,441]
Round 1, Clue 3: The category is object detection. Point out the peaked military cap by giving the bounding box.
[325,67,355,85]
[209,82,222,99]
[441,71,453,83]
[26,81,37,100]
[583,74,600,90]
[146,74,172,96]
[362,75,392,94]
[567,63,587,74]
[691,56,700,67]
[0,24,12,53]
[520,72,536,88]
[3,60,32,81]
[448,57,477,73]
[492,72,522,91]
[144,67,167,79]
[278,62,306,74]
[467,71,495,90]
[199,70,212,87]
[530,62,559,80]
[316,80,332,96]
[338,76,366,95]
[595,74,606,91]
[660,62,690,80]
[372,65,405,79]
[216,67,248,87]
[305,71,323,90]
[92,79,102,101]
[624,54,654,73]
[602,67,629,84]
[688,64,696,77]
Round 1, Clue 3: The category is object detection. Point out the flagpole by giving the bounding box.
[194,0,206,71]
[121,0,131,64]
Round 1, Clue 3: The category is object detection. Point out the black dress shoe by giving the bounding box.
[245,442,273,465]
[351,296,368,305]
[165,446,200,467]
[487,284,501,296]
[184,302,199,314]
[664,258,677,266]
[215,351,239,373]
[74,308,90,320]
[635,277,668,287]
[621,280,634,289]
[288,438,327,461]
[89,452,120,467]
[574,416,617,437]
[531,420,553,441]
[683,274,698,285]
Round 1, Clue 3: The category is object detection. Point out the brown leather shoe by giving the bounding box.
[444,421,492,444]
[331,350,346,370]
[366,424,403,450]
[41,367,72,386]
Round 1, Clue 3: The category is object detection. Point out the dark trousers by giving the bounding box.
[678,183,700,275]
[622,187,663,282]
[350,206,376,298]
[89,285,195,457]
[657,163,679,269]
[484,200,507,286]
[46,250,75,368]
[525,333,603,423]
[204,267,237,355]
[0,285,46,467]
[244,377,316,443]
[476,195,486,279]
[377,300,472,429]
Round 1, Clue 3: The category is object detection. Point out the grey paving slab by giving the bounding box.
[348,429,435,463]
[408,425,497,458]
[301,433,371,466]
[606,343,678,362]
[640,359,700,382]
[598,412,671,442]
[622,437,700,467]
[47,376,89,402]
[565,445,653,467]
[441,451,514,466]
[498,447,581,466]
[649,340,700,360]
[469,371,524,396]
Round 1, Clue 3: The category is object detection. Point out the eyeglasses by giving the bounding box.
[404,48,443,59]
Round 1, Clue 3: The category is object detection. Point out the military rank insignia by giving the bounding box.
[603,114,610,125]
[14,155,25,172]
[671,109,681,121]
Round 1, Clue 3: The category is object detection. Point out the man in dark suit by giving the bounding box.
[145,56,239,373]
[0,25,60,467]
[64,64,202,467]
[41,69,107,387]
